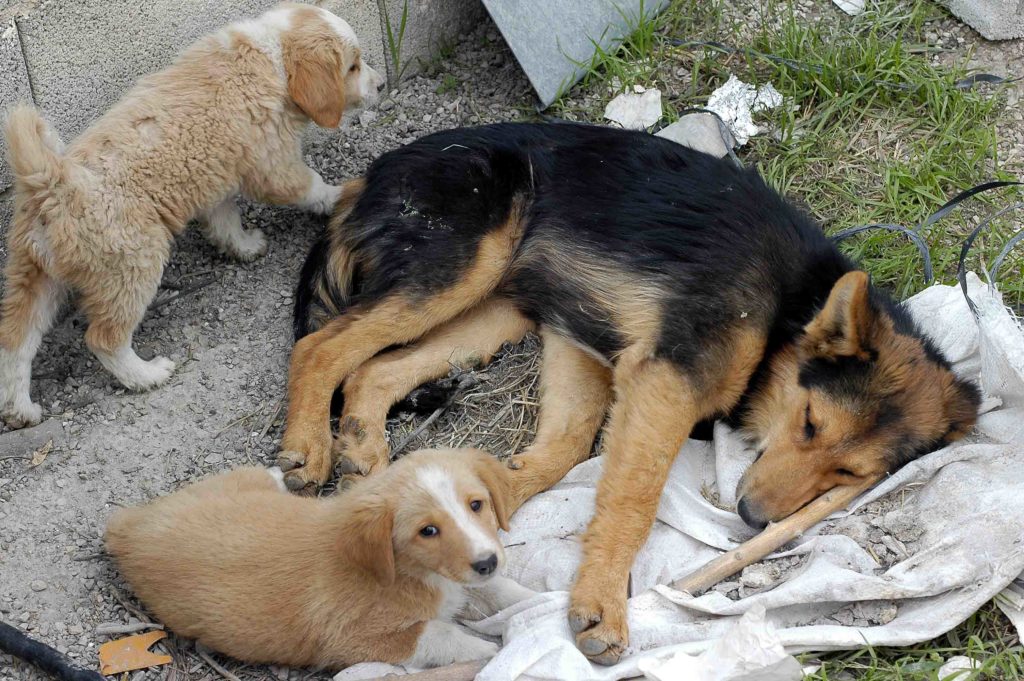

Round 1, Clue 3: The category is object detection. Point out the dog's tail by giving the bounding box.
[292,230,359,341]
[4,104,67,193]
[293,178,365,341]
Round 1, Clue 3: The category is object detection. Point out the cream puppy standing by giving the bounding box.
[0,3,383,428]
[105,448,536,669]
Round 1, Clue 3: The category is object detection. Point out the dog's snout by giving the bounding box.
[471,553,498,576]
[736,496,768,530]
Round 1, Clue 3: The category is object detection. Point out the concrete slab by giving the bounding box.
[14,0,388,144]
[943,0,1024,39]
[0,19,33,191]
[378,0,486,82]
[482,0,668,108]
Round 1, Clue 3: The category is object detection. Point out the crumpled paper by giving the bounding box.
[604,86,663,130]
[832,0,866,16]
[705,75,783,145]
[637,605,802,681]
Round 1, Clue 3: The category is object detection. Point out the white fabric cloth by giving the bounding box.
[339,273,1024,680]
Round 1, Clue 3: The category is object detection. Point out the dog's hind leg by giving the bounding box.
[505,329,612,513]
[335,298,534,482]
[80,263,175,392]
[199,197,267,262]
[0,254,66,429]
[278,214,526,493]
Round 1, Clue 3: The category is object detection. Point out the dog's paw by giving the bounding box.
[123,356,176,392]
[276,444,331,495]
[568,590,628,666]
[1,400,43,430]
[227,229,268,262]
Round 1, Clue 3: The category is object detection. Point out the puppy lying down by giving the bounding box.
[105,448,535,670]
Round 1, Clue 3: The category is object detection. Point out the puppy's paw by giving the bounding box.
[568,589,628,666]
[1,400,43,430]
[226,228,268,262]
[123,356,176,392]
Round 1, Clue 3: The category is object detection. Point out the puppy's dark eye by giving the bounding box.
[349,63,359,72]
[419,525,439,538]
[804,404,816,440]
[469,500,482,512]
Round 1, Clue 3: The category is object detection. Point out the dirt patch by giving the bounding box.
[0,18,531,681]
[712,555,808,600]
[810,600,900,627]
[820,487,926,569]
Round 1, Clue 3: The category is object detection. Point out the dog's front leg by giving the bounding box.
[199,197,267,262]
[568,353,697,666]
[462,576,538,620]
[403,621,498,668]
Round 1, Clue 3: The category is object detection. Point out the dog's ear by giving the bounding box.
[803,271,874,360]
[470,451,512,532]
[282,32,345,128]
[340,494,395,584]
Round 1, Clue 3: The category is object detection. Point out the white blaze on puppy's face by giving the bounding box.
[396,464,505,584]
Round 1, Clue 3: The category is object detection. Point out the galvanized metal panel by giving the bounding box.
[481,0,668,108]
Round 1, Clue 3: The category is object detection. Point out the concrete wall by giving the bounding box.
[0,0,482,192]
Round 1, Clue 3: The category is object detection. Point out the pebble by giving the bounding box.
[30,581,47,592]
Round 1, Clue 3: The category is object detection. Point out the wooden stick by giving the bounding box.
[670,475,881,596]
[360,477,881,681]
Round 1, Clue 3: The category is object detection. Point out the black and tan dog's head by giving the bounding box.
[735,271,980,528]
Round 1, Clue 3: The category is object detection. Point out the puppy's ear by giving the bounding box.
[282,33,345,128]
[340,494,395,584]
[471,451,512,532]
[803,271,874,360]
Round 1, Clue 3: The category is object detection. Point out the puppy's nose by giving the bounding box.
[737,497,768,530]
[471,553,498,576]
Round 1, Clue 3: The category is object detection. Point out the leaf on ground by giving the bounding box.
[29,440,52,467]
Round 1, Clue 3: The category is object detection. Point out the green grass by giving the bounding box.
[548,0,1024,677]
[382,0,410,81]
[550,0,1023,305]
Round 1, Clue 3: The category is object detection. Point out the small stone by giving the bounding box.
[204,452,223,465]
[739,563,774,589]
[30,580,47,592]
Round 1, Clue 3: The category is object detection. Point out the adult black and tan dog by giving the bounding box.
[281,122,979,664]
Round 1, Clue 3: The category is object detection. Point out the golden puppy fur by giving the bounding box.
[0,3,383,429]
[104,449,535,670]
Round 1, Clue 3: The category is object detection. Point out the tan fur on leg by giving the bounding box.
[506,329,612,513]
[568,351,697,666]
[336,298,534,480]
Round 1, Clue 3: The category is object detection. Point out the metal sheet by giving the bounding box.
[481,0,669,108]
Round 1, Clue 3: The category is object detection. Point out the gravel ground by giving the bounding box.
[0,4,1022,680]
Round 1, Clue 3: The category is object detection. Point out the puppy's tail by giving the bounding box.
[4,104,67,193]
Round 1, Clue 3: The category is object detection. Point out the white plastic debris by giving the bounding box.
[638,605,802,681]
[937,655,979,679]
[604,87,663,130]
[705,75,783,145]
[832,0,866,15]
[655,113,736,158]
